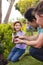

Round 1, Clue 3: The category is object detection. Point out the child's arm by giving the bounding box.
[12,33,14,43]
[12,33,19,43]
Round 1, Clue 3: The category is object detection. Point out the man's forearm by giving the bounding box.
[22,40,41,48]
[23,34,43,48]
[23,40,37,46]
[25,34,38,41]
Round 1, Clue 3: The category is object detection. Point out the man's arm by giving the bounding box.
[23,33,43,48]
[19,33,38,41]
[25,34,38,41]
[15,33,43,48]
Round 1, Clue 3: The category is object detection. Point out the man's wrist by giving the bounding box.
[22,40,26,44]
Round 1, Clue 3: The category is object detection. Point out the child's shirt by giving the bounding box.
[12,31,26,49]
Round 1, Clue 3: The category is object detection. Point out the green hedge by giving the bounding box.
[0,24,15,58]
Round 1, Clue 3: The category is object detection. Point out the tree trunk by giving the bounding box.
[0,0,2,23]
[3,0,15,24]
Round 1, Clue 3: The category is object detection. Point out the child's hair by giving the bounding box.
[34,1,43,15]
[24,8,36,22]
[12,21,22,31]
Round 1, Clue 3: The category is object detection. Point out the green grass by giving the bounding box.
[7,54,43,65]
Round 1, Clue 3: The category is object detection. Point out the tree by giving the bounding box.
[0,0,2,23]
[15,0,39,14]
[3,0,15,24]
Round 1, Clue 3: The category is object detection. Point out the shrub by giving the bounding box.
[0,24,14,58]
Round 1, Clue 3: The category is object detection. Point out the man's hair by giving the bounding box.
[34,1,43,15]
[24,8,36,22]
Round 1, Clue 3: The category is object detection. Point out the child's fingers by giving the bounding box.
[14,38,23,43]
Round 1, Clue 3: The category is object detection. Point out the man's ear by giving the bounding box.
[32,19,36,22]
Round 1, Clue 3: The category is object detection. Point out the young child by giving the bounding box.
[8,21,26,62]
[14,2,43,61]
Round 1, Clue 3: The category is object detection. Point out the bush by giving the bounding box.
[0,24,14,58]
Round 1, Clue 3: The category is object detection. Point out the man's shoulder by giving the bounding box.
[39,33,43,40]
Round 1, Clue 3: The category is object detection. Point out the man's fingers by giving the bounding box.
[19,36,23,38]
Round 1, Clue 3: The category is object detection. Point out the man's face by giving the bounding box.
[35,14,43,27]
[26,19,37,28]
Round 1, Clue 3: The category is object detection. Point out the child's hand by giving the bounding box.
[19,36,26,39]
[14,36,19,38]
[14,38,24,44]
[13,36,19,42]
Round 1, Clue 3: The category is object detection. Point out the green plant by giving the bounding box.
[0,24,14,57]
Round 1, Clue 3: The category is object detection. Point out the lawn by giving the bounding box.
[7,49,43,65]
[8,55,43,65]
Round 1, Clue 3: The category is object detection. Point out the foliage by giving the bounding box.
[15,0,39,14]
[0,43,5,54]
[0,0,2,23]
[18,18,26,24]
[0,24,14,57]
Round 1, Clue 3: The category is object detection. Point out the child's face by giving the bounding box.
[35,14,43,28]
[14,23,22,32]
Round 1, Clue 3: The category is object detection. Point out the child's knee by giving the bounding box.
[11,57,19,62]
